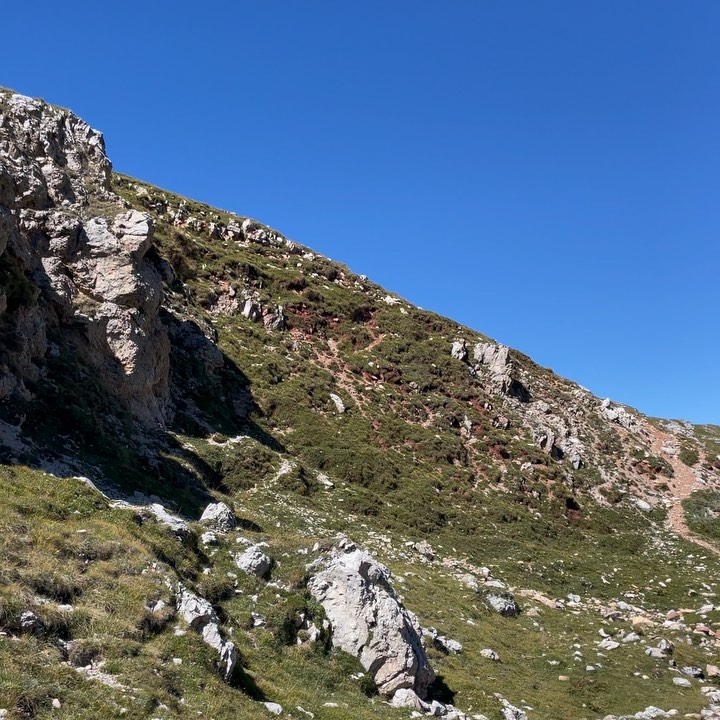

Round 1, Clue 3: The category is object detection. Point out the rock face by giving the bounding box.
[307,539,435,698]
[0,89,169,422]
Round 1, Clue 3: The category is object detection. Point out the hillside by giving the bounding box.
[1,88,719,720]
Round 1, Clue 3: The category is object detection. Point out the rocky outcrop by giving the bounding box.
[0,89,169,423]
[601,398,640,432]
[307,539,435,698]
[472,342,528,400]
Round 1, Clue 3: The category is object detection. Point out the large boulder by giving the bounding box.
[307,539,435,698]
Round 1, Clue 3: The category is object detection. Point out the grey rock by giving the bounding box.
[147,503,189,538]
[429,700,447,716]
[458,574,479,592]
[672,676,692,688]
[235,545,271,579]
[482,590,521,617]
[263,305,287,331]
[329,393,346,414]
[200,502,237,533]
[473,342,514,395]
[200,531,218,546]
[263,702,283,715]
[480,648,500,661]
[389,688,430,711]
[600,398,640,432]
[19,610,43,633]
[450,340,468,362]
[308,540,435,698]
[414,540,434,560]
[0,91,169,422]
[176,588,236,681]
[633,708,675,720]
[500,698,528,720]
[423,627,462,654]
[241,298,262,322]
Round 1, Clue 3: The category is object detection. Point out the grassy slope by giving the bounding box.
[0,174,719,719]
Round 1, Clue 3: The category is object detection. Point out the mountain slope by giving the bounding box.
[1,88,719,720]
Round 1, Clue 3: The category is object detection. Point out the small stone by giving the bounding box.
[329,393,345,414]
[414,540,434,560]
[52,699,61,709]
[672,677,692,688]
[482,590,521,617]
[263,702,283,715]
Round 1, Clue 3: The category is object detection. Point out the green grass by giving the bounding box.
[683,490,720,543]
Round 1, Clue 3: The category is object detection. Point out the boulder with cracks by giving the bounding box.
[307,538,435,699]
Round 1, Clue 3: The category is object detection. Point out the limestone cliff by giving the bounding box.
[0,89,168,423]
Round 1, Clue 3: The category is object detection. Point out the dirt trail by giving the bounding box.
[645,423,719,556]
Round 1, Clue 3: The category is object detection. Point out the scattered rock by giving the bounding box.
[480,648,500,662]
[263,702,283,715]
[19,610,43,634]
[600,398,639,432]
[499,697,528,720]
[200,531,218,546]
[423,627,462,654]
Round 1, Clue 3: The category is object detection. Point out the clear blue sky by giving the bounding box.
[2,2,718,423]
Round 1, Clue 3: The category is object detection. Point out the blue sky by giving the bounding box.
[2,2,718,423]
